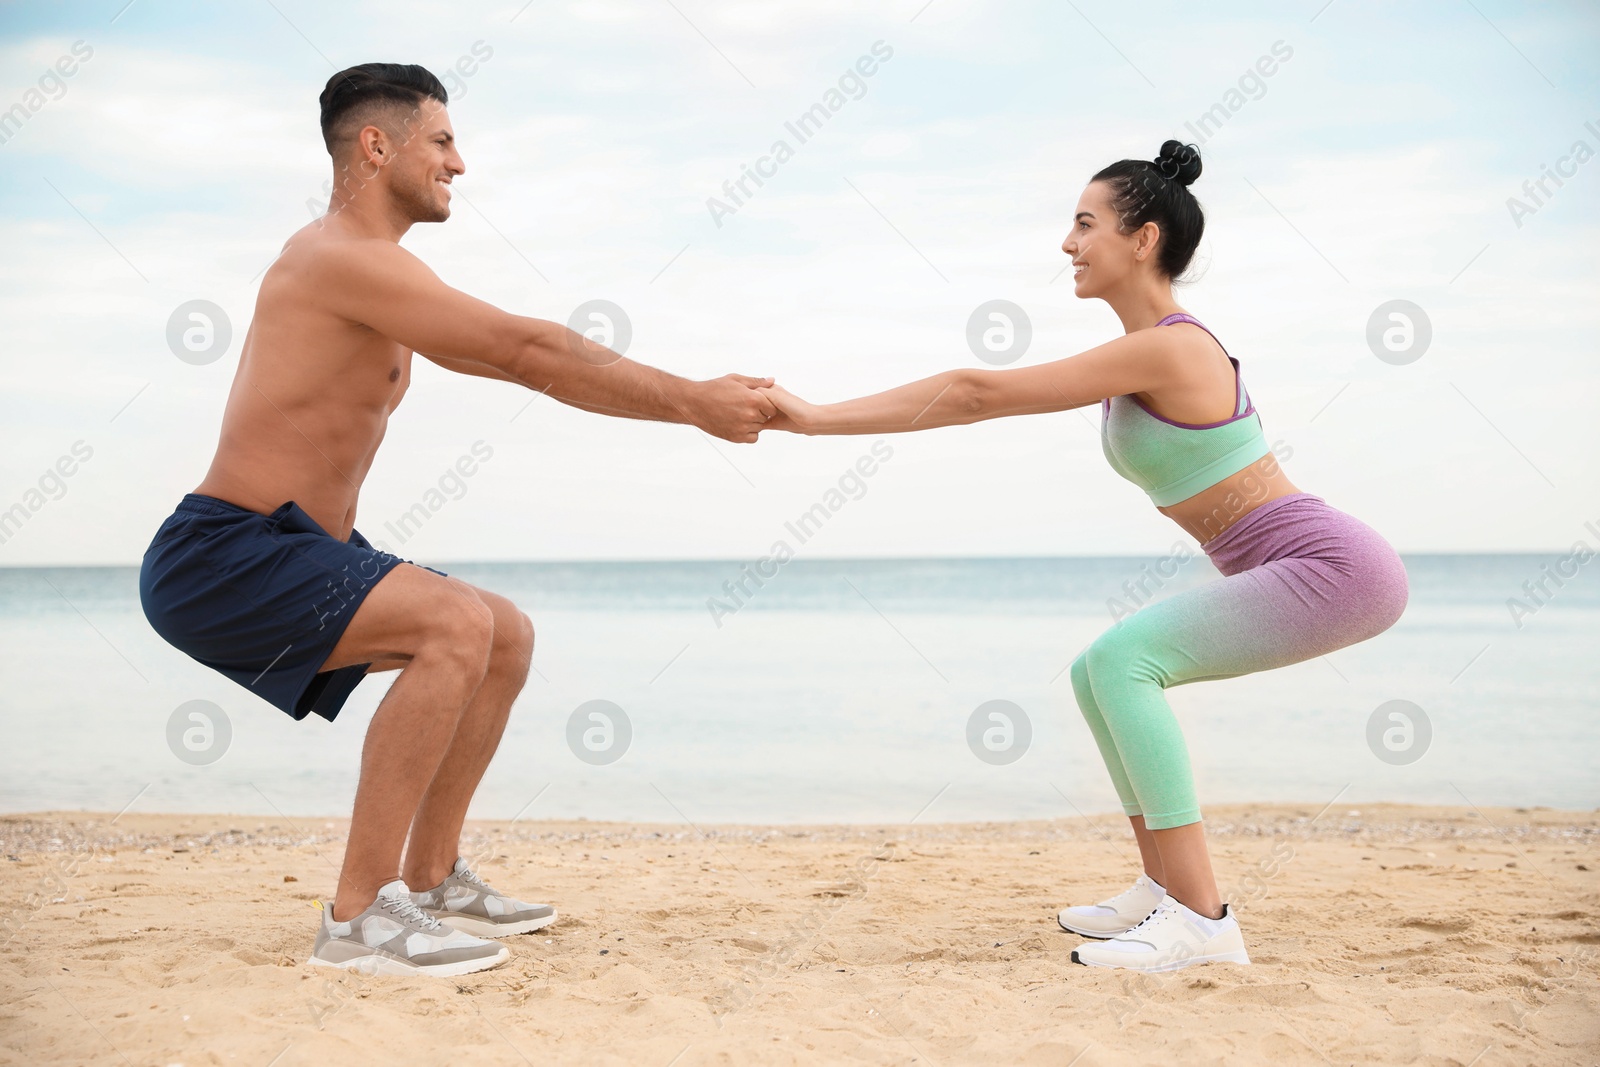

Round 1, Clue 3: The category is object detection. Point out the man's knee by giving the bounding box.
[428,587,495,673]
[493,608,534,673]
[470,588,533,671]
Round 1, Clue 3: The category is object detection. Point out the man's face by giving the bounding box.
[384,99,465,224]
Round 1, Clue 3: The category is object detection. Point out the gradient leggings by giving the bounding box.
[1071,494,1409,830]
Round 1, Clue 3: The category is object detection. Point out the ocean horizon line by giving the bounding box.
[0,549,1578,571]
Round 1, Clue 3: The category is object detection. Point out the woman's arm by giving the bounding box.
[764,327,1191,435]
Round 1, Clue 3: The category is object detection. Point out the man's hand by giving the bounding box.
[682,374,779,443]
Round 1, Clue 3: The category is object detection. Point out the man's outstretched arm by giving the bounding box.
[418,351,774,427]
[307,240,775,442]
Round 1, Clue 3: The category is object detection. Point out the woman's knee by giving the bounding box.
[1069,651,1093,703]
[1083,625,1164,689]
[1082,628,1132,680]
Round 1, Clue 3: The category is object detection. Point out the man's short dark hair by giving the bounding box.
[319,63,448,154]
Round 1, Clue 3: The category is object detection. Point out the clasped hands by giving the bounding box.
[686,375,820,443]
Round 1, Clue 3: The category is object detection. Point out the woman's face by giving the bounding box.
[1061,180,1147,299]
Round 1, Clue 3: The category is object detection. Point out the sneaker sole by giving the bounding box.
[1057,915,1134,939]
[307,944,510,978]
[429,910,558,938]
[1070,947,1251,973]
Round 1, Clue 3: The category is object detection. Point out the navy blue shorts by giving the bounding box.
[139,494,446,723]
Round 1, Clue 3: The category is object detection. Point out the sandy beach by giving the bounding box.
[2,802,1596,1066]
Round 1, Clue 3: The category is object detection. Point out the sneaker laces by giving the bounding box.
[1123,899,1179,937]
[377,892,446,932]
[454,862,495,894]
[1099,878,1156,910]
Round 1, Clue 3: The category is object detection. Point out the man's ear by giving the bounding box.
[355,119,401,171]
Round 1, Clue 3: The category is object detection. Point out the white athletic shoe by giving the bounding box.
[309,880,510,977]
[1057,874,1166,938]
[410,857,558,938]
[1070,895,1251,973]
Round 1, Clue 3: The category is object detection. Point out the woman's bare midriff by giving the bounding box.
[1158,450,1303,546]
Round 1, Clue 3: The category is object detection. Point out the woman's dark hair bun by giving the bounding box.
[1153,140,1202,187]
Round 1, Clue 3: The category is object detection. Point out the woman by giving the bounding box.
[760,140,1409,973]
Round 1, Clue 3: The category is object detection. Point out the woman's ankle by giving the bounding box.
[1169,892,1225,920]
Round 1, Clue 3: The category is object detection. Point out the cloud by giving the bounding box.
[1,0,1596,562]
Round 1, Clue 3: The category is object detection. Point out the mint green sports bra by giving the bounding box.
[1100,313,1270,507]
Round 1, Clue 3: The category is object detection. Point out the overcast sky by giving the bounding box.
[1,0,1596,564]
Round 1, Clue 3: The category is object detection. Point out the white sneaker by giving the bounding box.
[1070,895,1251,973]
[309,880,510,977]
[1057,874,1165,938]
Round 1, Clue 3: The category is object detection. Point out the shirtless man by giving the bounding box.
[139,63,775,977]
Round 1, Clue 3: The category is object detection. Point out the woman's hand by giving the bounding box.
[758,383,824,434]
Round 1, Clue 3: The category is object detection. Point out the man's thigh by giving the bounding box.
[320,563,493,673]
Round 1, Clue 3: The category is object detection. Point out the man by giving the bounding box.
[139,63,775,977]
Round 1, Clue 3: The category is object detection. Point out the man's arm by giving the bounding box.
[308,239,775,442]
[417,352,727,424]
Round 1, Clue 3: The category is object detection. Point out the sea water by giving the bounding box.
[0,555,1593,823]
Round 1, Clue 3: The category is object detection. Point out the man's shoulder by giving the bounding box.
[272,226,420,286]
[281,222,407,263]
